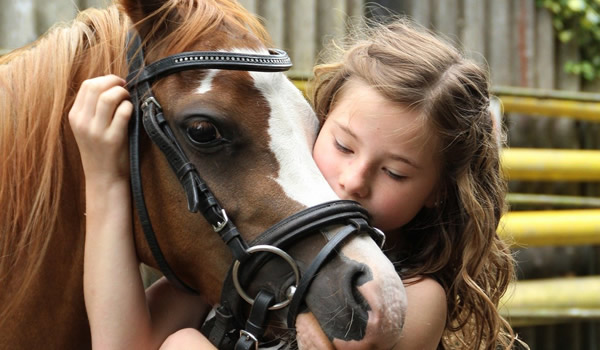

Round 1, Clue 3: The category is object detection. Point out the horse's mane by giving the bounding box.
[0,0,268,324]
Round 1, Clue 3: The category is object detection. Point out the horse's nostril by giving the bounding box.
[346,264,372,311]
[306,255,374,341]
[351,264,373,288]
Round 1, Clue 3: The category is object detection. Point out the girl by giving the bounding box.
[70,18,522,350]
[309,19,521,350]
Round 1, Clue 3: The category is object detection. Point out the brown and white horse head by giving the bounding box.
[121,0,406,347]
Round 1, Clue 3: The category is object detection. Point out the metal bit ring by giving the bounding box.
[232,245,300,310]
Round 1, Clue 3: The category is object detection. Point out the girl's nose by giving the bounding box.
[339,163,370,198]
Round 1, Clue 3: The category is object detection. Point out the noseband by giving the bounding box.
[125,31,385,350]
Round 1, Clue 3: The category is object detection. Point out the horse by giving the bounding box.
[0,0,406,348]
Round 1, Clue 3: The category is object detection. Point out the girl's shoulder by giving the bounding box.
[403,275,444,290]
[403,275,446,313]
[394,275,446,350]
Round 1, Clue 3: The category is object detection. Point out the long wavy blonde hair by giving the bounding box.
[311,18,522,350]
[0,0,268,329]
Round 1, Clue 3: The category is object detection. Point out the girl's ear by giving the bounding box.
[424,186,442,209]
[424,192,437,209]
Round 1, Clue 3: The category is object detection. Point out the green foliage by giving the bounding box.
[537,0,600,80]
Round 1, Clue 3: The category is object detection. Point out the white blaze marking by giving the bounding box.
[251,71,339,207]
[205,47,338,206]
[192,47,338,206]
[195,69,219,94]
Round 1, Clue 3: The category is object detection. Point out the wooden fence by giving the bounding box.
[2,0,599,348]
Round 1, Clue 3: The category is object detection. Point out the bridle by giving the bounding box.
[126,30,386,350]
[125,30,385,350]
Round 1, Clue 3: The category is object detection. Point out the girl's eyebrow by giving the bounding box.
[334,121,357,139]
[388,152,421,169]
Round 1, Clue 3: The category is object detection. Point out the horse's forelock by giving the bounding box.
[140,0,271,56]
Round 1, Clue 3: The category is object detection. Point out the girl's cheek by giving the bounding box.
[313,142,331,174]
[320,164,337,190]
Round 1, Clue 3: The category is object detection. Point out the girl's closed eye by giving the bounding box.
[334,138,353,154]
[384,168,407,181]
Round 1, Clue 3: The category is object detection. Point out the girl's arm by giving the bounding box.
[84,165,152,349]
[70,75,213,349]
[71,74,153,349]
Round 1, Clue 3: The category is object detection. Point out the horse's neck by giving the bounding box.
[0,139,90,349]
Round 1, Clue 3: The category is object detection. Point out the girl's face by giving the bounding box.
[313,79,441,232]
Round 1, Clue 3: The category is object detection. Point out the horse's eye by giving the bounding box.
[186,120,222,145]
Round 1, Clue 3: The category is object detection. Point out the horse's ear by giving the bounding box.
[119,0,169,37]
[119,0,164,23]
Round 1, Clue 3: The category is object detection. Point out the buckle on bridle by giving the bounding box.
[212,209,229,232]
[373,227,386,249]
[141,96,162,111]
[239,330,259,350]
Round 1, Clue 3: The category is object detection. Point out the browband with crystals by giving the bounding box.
[127,48,292,85]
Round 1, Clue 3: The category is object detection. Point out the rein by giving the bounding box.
[125,31,385,350]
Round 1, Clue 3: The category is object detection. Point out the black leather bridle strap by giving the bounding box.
[236,202,379,283]
[140,97,250,262]
[235,290,276,350]
[125,28,294,293]
[250,201,371,245]
[127,32,199,294]
[141,100,202,212]
[205,305,237,349]
[286,221,362,328]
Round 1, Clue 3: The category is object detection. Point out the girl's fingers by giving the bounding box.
[93,85,131,129]
[110,100,134,138]
[295,313,335,350]
[78,75,126,125]
[69,82,91,128]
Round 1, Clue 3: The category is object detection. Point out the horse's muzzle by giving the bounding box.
[302,231,407,349]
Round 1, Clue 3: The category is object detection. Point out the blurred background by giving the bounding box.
[2,0,599,348]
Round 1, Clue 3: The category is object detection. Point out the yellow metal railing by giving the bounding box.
[507,193,600,208]
[499,209,600,247]
[500,276,600,326]
[498,96,600,122]
[494,85,600,122]
[501,148,600,181]
[498,86,600,326]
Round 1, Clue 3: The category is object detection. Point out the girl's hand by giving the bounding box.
[69,75,133,184]
[296,313,335,350]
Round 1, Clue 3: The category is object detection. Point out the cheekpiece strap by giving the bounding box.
[235,290,276,350]
[126,30,200,294]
